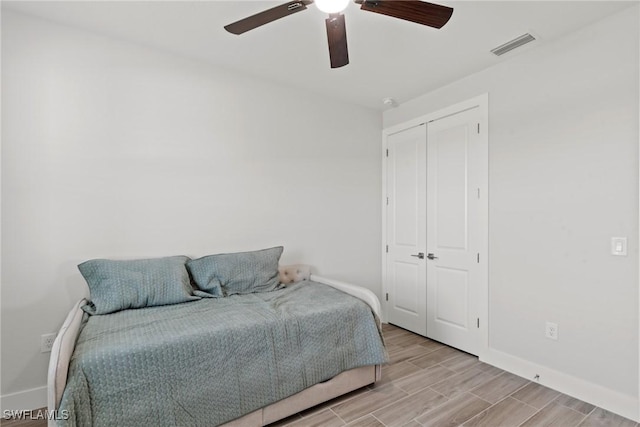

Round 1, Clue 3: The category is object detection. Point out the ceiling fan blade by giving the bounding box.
[325,14,349,68]
[225,0,313,35]
[358,0,453,29]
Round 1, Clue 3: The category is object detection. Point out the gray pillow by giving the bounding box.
[79,256,200,315]
[186,247,283,296]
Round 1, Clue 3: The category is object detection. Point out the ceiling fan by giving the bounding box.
[224,0,453,69]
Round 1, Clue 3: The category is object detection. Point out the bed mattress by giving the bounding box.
[57,281,387,426]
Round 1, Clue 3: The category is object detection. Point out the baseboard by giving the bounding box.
[482,348,638,422]
[1,386,47,412]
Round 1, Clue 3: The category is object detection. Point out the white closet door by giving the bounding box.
[386,124,427,336]
[426,107,483,355]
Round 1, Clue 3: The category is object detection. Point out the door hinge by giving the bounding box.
[477,253,480,263]
[477,188,480,199]
[386,293,389,301]
[386,149,389,157]
[477,318,480,328]
[386,245,389,253]
[386,197,389,206]
[477,123,480,134]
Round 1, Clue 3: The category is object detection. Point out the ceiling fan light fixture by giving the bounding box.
[315,0,349,14]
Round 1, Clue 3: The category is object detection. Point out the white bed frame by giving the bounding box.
[47,267,383,427]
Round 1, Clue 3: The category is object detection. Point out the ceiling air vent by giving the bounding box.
[491,33,536,56]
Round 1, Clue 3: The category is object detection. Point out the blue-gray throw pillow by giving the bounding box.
[186,246,283,296]
[79,256,200,315]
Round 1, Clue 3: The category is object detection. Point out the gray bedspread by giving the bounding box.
[58,281,387,426]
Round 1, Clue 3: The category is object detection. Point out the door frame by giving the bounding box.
[382,93,489,359]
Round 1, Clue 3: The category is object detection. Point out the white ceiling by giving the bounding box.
[3,0,636,110]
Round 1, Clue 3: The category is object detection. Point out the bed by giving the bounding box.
[48,256,387,427]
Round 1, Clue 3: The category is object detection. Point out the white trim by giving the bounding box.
[483,348,639,422]
[1,386,47,412]
[381,134,389,323]
[381,93,489,360]
[476,95,489,361]
[383,94,488,137]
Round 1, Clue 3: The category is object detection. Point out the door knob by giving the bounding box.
[427,253,438,260]
[411,253,425,259]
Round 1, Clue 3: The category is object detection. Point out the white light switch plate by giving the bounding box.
[611,237,627,256]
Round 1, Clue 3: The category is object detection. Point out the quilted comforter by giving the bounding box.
[57,281,387,426]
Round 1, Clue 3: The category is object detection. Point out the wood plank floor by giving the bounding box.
[270,324,637,427]
[3,324,637,427]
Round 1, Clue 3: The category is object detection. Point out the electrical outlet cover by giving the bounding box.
[545,322,558,340]
[41,333,56,353]
[611,237,628,256]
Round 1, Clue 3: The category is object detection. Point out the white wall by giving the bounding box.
[1,10,381,408]
[385,5,639,419]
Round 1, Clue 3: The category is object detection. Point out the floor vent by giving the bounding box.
[491,33,536,56]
